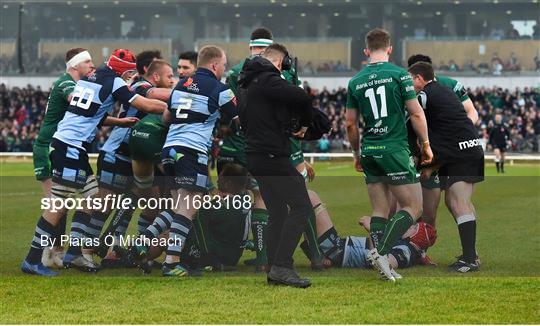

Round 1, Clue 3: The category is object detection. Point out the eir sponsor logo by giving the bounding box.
[458,138,482,150]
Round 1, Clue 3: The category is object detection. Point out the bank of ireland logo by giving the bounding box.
[369,73,377,79]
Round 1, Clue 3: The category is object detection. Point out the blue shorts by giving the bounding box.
[162,146,209,193]
[50,138,94,189]
[97,150,133,192]
[342,236,369,268]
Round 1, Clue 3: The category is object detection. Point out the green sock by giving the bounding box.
[303,210,323,264]
[377,210,414,255]
[370,216,387,250]
[251,208,268,266]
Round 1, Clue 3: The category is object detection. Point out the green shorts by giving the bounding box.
[420,170,440,189]
[361,149,419,185]
[129,128,166,165]
[33,143,51,181]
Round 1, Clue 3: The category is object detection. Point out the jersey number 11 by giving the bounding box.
[365,86,387,119]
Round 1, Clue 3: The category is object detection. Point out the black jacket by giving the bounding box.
[237,56,312,156]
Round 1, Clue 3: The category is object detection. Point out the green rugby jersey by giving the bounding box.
[221,57,303,162]
[35,73,75,147]
[194,195,251,266]
[436,75,469,102]
[346,62,417,155]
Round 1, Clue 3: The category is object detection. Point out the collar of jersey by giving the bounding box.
[196,67,217,80]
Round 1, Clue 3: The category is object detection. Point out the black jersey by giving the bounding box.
[488,123,510,147]
[418,81,483,163]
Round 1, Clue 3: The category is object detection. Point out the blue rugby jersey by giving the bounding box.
[163,68,237,154]
[100,79,153,160]
[53,66,138,150]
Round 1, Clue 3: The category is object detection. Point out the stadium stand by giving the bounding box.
[1,82,538,154]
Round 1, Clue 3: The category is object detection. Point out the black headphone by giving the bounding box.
[281,50,293,71]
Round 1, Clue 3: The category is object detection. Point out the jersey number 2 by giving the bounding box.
[365,86,387,119]
[175,98,193,119]
[70,86,95,110]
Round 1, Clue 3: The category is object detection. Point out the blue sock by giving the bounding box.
[66,211,92,257]
[26,216,56,264]
[143,210,173,240]
[165,213,192,257]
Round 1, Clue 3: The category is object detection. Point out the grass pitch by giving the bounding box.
[1,161,539,324]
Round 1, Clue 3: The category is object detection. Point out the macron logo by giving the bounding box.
[458,138,482,150]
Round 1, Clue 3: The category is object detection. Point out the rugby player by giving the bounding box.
[489,113,510,173]
[94,59,175,267]
[177,51,198,78]
[408,62,484,272]
[406,54,479,226]
[157,45,237,277]
[345,28,433,281]
[300,192,437,270]
[21,49,168,276]
[96,50,170,258]
[32,48,94,268]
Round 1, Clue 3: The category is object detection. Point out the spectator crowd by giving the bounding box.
[1,83,539,154]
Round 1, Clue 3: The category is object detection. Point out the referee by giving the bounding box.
[488,113,510,173]
[408,62,484,273]
[237,44,314,288]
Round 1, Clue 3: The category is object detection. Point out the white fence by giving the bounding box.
[1,152,539,165]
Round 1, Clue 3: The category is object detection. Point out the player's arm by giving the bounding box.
[218,88,239,125]
[102,116,139,127]
[146,88,173,102]
[405,98,432,165]
[162,107,173,127]
[462,98,478,124]
[59,80,76,103]
[345,82,362,172]
[111,77,167,114]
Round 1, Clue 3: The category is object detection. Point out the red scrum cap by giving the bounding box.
[409,221,437,251]
[107,49,137,76]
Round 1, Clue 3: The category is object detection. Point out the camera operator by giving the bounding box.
[237,43,313,288]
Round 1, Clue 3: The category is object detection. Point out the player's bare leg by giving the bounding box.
[445,181,479,272]
[422,187,441,227]
[494,148,502,173]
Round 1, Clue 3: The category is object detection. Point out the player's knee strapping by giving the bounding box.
[144,210,174,239]
[166,213,192,257]
[250,208,268,265]
[378,210,414,255]
[134,175,154,189]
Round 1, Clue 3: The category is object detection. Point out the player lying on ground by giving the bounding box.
[299,191,437,270]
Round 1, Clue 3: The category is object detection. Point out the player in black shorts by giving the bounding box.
[409,62,484,273]
[488,113,510,173]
